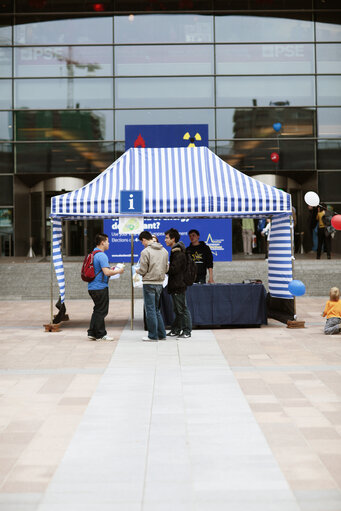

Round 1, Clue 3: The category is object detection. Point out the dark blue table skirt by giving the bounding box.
[160,283,267,328]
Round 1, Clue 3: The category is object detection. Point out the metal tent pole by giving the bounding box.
[50,218,54,325]
[131,234,134,330]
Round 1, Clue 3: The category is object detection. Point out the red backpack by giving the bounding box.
[81,249,102,282]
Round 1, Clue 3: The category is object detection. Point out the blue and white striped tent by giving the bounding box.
[50,147,293,303]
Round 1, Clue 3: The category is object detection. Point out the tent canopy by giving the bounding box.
[51,147,293,303]
[51,147,292,219]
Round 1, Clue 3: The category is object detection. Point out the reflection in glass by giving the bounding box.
[0,21,11,45]
[215,15,313,43]
[116,77,214,108]
[0,47,12,77]
[316,44,341,74]
[0,176,13,205]
[14,16,113,45]
[0,143,12,173]
[16,142,114,173]
[15,78,113,109]
[115,108,215,140]
[15,110,113,141]
[0,209,12,232]
[217,107,315,140]
[318,171,341,202]
[115,45,213,76]
[15,46,113,77]
[318,108,341,138]
[0,112,12,141]
[114,14,213,44]
[316,18,341,42]
[317,76,341,106]
[318,140,341,170]
[216,76,315,107]
[217,139,315,172]
[0,80,11,109]
[216,44,314,75]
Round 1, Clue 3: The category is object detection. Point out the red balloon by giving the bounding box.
[270,152,279,163]
[331,214,341,230]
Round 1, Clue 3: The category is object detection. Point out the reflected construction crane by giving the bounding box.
[56,46,101,109]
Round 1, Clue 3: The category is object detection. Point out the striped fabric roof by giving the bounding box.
[51,147,292,219]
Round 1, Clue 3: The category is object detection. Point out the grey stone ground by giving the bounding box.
[0,295,341,511]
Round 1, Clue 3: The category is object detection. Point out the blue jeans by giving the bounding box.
[171,292,192,335]
[143,284,166,340]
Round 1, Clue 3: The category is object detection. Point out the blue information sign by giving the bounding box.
[104,217,232,263]
[120,190,143,215]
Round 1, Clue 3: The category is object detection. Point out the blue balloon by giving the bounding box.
[288,280,306,297]
[273,122,282,132]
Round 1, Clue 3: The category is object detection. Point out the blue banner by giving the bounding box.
[104,217,232,263]
[125,124,209,150]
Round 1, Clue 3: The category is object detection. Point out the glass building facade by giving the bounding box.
[0,1,340,256]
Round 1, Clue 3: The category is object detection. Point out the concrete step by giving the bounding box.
[0,257,339,300]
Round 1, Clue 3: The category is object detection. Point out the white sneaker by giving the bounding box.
[142,336,158,342]
[87,335,96,341]
[97,335,114,341]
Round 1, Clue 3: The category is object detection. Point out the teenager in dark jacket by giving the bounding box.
[187,229,214,284]
[165,228,192,339]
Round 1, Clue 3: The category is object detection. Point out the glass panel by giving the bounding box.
[216,139,315,172]
[114,14,213,44]
[0,80,12,109]
[14,16,113,45]
[0,47,12,77]
[115,45,213,76]
[217,107,315,140]
[15,78,113,109]
[216,76,315,108]
[317,76,341,106]
[316,14,341,42]
[0,143,12,173]
[216,44,314,75]
[214,0,312,8]
[16,141,114,173]
[215,14,313,43]
[316,44,341,74]
[116,77,214,108]
[0,112,12,140]
[0,175,13,205]
[15,110,113,141]
[0,209,13,233]
[15,46,113,77]
[15,0,111,12]
[318,140,341,170]
[115,0,213,10]
[318,108,341,138]
[0,19,11,45]
[115,108,215,140]
[318,172,341,202]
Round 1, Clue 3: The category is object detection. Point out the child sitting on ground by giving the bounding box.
[322,287,341,335]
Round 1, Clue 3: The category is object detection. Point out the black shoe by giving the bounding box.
[176,332,191,339]
[167,331,178,337]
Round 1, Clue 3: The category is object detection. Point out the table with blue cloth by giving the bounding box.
[160,283,267,328]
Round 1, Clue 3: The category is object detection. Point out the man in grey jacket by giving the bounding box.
[136,230,169,341]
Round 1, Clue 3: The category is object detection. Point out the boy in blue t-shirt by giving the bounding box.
[87,233,124,341]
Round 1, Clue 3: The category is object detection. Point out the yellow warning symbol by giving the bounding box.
[183,132,202,147]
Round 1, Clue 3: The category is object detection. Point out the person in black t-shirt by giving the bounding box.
[187,229,214,284]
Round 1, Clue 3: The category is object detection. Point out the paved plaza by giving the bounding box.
[0,297,341,511]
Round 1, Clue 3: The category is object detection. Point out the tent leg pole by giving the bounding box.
[290,215,296,317]
[50,218,54,324]
[131,234,134,330]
